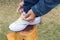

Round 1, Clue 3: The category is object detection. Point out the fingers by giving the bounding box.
[17,2,24,13]
[24,10,35,22]
[19,8,23,13]
[20,9,35,22]
[25,15,35,22]
[24,13,31,19]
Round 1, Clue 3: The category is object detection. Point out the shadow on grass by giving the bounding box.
[0,33,7,40]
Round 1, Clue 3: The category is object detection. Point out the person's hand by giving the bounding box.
[23,9,36,22]
[17,2,24,13]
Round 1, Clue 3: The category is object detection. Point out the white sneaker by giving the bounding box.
[9,17,30,32]
[29,17,41,25]
[9,12,41,32]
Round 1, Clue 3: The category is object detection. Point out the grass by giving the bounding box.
[0,0,60,40]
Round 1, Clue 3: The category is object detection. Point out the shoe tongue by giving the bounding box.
[16,17,30,25]
[19,19,30,25]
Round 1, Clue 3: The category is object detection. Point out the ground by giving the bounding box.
[0,0,60,40]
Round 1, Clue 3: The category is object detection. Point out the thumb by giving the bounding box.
[24,12,31,18]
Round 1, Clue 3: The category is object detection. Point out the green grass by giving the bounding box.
[0,0,60,40]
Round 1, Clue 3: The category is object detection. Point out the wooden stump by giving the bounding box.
[7,25,38,40]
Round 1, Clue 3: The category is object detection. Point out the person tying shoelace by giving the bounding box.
[9,0,60,31]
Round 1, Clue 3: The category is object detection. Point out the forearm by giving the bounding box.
[31,0,60,17]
